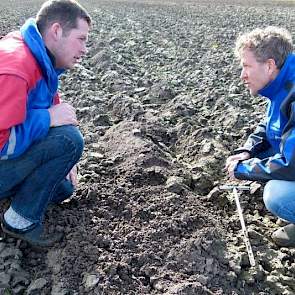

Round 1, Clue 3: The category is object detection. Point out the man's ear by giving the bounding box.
[49,22,63,41]
[266,58,278,74]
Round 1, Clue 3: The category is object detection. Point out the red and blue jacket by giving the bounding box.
[234,53,295,181]
[0,18,63,160]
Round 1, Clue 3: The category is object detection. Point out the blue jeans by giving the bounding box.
[264,180,295,223]
[254,148,295,223]
[0,125,84,224]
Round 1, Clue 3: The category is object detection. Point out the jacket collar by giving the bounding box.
[20,18,64,93]
[259,53,295,100]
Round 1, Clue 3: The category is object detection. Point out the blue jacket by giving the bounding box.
[0,18,63,160]
[234,53,295,181]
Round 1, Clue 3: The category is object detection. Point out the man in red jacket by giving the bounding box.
[0,0,91,247]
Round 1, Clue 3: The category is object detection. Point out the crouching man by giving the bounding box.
[225,26,295,247]
[0,0,91,247]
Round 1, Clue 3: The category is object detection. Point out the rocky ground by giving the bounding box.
[0,0,295,294]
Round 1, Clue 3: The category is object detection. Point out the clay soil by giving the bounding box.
[0,0,295,294]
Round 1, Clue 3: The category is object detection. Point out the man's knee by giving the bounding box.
[263,180,281,214]
[48,125,84,160]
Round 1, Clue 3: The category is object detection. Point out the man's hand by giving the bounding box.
[225,152,251,179]
[48,102,78,127]
[66,165,78,188]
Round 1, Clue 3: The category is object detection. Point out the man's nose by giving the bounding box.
[81,43,87,55]
[240,68,246,80]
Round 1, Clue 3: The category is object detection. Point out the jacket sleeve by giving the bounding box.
[234,101,295,182]
[234,120,271,157]
[0,74,50,159]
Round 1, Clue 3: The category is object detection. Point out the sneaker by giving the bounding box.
[1,219,63,248]
[272,224,295,247]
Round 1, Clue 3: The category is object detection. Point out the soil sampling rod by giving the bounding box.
[220,184,255,267]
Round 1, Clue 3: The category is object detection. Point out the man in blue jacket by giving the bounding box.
[0,0,91,247]
[226,26,295,247]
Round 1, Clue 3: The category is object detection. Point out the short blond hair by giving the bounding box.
[235,26,293,69]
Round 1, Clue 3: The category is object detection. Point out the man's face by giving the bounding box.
[54,18,89,69]
[240,48,272,96]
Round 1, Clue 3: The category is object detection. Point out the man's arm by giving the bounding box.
[0,75,77,159]
[0,75,27,149]
[234,101,295,181]
[225,120,269,179]
[234,120,270,157]
[0,74,52,159]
